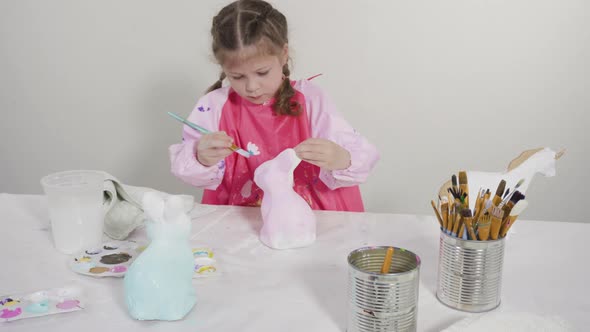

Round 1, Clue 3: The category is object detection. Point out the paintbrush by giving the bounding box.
[440,197,449,232]
[501,191,525,218]
[461,209,477,240]
[447,203,456,234]
[445,203,455,234]
[478,212,491,241]
[492,179,506,207]
[501,179,525,206]
[381,247,394,273]
[451,174,459,196]
[452,205,462,237]
[473,188,484,223]
[167,112,251,158]
[431,200,444,228]
[458,171,469,208]
[500,200,529,237]
[458,221,465,239]
[447,192,455,232]
[476,189,491,223]
[490,206,503,240]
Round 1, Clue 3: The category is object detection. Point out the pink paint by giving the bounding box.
[111,265,127,273]
[56,300,80,310]
[0,307,22,319]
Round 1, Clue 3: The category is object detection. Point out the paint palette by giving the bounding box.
[0,284,84,323]
[68,241,218,278]
[68,240,140,278]
[192,247,219,277]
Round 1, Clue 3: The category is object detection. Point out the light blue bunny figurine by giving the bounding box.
[124,192,196,320]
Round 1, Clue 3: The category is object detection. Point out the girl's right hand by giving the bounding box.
[196,131,234,167]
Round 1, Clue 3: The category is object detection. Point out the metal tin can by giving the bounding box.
[347,246,421,332]
[436,230,505,312]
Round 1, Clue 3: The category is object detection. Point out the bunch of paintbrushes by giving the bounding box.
[431,171,529,240]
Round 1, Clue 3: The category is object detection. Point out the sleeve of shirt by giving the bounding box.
[296,80,380,190]
[168,87,230,190]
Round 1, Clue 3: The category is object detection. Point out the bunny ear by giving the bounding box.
[276,148,301,173]
[142,191,165,222]
[163,196,185,222]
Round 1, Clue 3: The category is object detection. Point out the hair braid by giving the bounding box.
[207,72,226,93]
[272,63,300,116]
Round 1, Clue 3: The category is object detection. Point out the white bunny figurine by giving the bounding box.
[124,192,196,320]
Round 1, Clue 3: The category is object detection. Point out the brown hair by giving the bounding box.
[207,0,300,116]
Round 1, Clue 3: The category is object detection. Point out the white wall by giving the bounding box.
[1,0,588,222]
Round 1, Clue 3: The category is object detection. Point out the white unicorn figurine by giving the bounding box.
[438,147,565,211]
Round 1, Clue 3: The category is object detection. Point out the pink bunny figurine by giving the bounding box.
[254,148,316,249]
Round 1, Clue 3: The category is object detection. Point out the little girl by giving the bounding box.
[169,0,379,212]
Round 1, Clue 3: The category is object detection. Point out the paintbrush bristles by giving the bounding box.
[492,179,506,207]
[478,213,491,241]
[458,171,469,207]
[510,191,525,204]
[495,180,506,198]
[457,208,471,239]
[490,207,503,240]
[491,206,503,219]
[461,211,477,240]
[458,171,467,186]
[435,174,531,241]
[461,209,472,218]
[435,173,530,241]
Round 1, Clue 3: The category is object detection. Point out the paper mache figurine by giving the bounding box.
[254,148,317,250]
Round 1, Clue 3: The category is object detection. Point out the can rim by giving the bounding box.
[440,228,506,244]
[40,170,105,187]
[347,245,421,276]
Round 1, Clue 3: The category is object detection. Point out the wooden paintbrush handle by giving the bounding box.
[431,200,444,227]
[381,247,394,274]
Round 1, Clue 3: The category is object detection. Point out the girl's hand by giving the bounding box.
[196,131,234,167]
[294,138,351,171]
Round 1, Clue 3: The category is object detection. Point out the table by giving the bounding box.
[1,193,589,331]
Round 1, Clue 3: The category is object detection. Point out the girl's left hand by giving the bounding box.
[294,138,351,171]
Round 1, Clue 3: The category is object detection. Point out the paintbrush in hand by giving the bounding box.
[167,112,251,158]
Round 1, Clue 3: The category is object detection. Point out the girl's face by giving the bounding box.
[222,44,287,105]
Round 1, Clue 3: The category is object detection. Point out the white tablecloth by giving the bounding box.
[1,193,589,331]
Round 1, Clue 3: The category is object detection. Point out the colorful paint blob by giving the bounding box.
[0,298,19,306]
[0,307,22,319]
[56,300,80,310]
[85,248,102,255]
[111,265,127,273]
[89,267,110,274]
[25,300,49,314]
[100,253,132,265]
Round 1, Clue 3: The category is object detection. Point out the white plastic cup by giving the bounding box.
[41,170,105,254]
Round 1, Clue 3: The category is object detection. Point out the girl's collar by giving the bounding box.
[229,88,275,107]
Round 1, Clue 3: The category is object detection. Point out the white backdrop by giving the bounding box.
[1,0,588,222]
